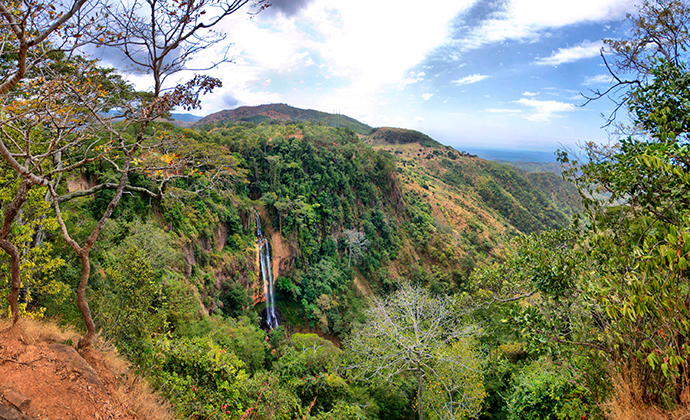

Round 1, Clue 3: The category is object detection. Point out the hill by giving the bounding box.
[194,103,373,135]
[367,127,445,149]
[2,105,584,420]
[363,127,582,231]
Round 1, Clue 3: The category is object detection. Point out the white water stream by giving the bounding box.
[255,211,278,329]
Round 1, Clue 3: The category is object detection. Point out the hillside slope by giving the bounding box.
[190,119,583,332]
[3,106,585,420]
[364,127,581,234]
[194,103,373,135]
[0,319,172,420]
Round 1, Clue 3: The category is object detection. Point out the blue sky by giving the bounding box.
[136,0,642,153]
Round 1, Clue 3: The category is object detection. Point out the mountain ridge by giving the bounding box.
[194,103,373,135]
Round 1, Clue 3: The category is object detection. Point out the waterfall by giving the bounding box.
[255,211,278,329]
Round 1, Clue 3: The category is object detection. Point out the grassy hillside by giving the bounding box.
[364,127,580,234]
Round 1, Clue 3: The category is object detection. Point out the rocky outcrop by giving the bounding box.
[0,401,36,420]
[0,324,139,420]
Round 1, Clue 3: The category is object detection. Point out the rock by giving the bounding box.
[0,403,36,420]
[1,391,29,413]
[0,405,20,420]
[79,348,117,394]
[48,344,104,390]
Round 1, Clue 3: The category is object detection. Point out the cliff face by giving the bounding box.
[169,118,581,334]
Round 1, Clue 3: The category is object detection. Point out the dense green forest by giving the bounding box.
[1,0,690,419]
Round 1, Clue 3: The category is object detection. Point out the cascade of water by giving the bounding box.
[255,211,278,329]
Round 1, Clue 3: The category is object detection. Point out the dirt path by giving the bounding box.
[0,320,171,420]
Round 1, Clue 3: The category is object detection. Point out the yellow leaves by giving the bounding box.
[160,153,180,165]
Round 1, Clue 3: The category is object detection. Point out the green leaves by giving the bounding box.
[345,284,484,420]
[148,335,247,419]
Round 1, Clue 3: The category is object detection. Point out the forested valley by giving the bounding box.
[1,0,690,419]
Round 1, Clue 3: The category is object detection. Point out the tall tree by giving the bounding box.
[0,0,101,324]
[52,0,266,349]
[511,2,690,410]
[344,284,483,420]
[0,54,126,323]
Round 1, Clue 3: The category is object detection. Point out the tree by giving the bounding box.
[560,69,690,410]
[50,0,265,350]
[0,53,129,324]
[0,169,66,321]
[344,284,484,420]
[0,0,99,324]
[0,0,100,96]
[0,0,262,347]
[343,228,368,268]
[585,0,690,124]
[558,5,690,411]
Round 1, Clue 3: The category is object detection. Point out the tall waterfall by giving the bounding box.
[255,211,278,329]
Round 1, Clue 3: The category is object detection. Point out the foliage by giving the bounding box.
[370,127,442,148]
[238,371,300,420]
[210,316,267,373]
[345,284,484,420]
[422,339,485,420]
[0,178,67,318]
[556,56,690,408]
[94,246,166,358]
[505,359,593,420]
[147,335,248,419]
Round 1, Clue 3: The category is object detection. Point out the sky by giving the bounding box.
[100,0,643,154]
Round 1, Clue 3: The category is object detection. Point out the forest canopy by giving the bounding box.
[1,0,689,419]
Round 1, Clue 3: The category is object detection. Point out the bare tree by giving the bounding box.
[343,228,368,268]
[344,284,483,420]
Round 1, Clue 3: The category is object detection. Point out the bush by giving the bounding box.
[505,359,594,420]
[147,336,248,419]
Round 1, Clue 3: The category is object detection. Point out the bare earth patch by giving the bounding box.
[0,319,172,420]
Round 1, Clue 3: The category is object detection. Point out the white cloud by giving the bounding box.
[416,116,426,122]
[583,74,613,85]
[398,71,427,90]
[535,40,603,65]
[453,74,489,85]
[522,91,539,96]
[510,0,634,27]
[422,93,434,100]
[487,108,523,113]
[302,0,476,90]
[454,0,636,52]
[514,98,576,122]
[202,0,479,117]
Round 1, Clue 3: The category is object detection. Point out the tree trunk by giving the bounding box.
[0,178,31,324]
[0,240,21,324]
[417,367,424,420]
[76,252,96,349]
